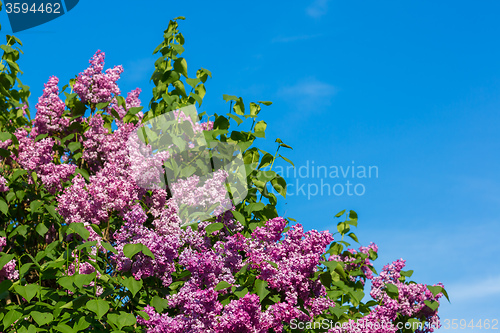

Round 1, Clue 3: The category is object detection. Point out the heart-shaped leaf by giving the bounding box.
[31,311,53,326]
[86,299,109,319]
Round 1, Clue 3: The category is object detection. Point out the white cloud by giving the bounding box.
[306,0,331,18]
[276,77,337,115]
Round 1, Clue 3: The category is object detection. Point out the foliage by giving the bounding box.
[0,6,447,333]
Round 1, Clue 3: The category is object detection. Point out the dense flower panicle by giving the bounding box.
[137,217,336,333]
[32,76,69,137]
[74,50,123,104]
[214,293,265,333]
[329,259,443,333]
[0,175,9,192]
[14,128,76,193]
[245,223,335,319]
[113,204,180,286]
[57,174,95,224]
[170,169,232,221]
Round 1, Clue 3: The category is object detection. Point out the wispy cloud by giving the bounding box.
[278,77,336,100]
[306,0,331,18]
[272,34,322,43]
[445,275,500,302]
[276,77,337,115]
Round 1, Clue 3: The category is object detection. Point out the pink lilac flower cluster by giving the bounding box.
[73,50,123,105]
[110,88,144,120]
[31,76,70,137]
[329,259,443,333]
[13,128,76,194]
[0,237,19,282]
[113,204,180,285]
[170,169,232,220]
[137,217,335,333]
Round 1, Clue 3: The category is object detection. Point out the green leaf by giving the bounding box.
[14,284,39,302]
[96,102,109,110]
[0,199,8,215]
[0,132,12,142]
[249,102,261,116]
[186,78,201,88]
[152,295,169,313]
[347,232,359,243]
[35,222,49,236]
[57,276,76,293]
[173,57,188,77]
[107,312,136,330]
[45,205,60,221]
[0,148,9,158]
[400,270,414,278]
[68,141,81,152]
[123,243,155,260]
[424,300,439,311]
[258,101,272,106]
[278,154,294,168]
[73,273,96,289]
[67,223,90,240]
[205,222,224,235]
[254,120,266,134]
[233,98,245,115]
[231,210,246,226]
[214,281,231,291]
[385,283,399,298]
[0,279,13,295]
[427,285,449,302]
[54,324,73,333]
[335,210,346,218]
[223,95,238,102]
[271,175,287,198]
[227,113,243,125]
[347,210,358,227]
[30,200,43,213]
[122,276,143,297]
[101,241,118,254]
[254,279,270,302]
[319,272,332,287]
[30,311,53,326]
[86,299,109,319]
[3,309,22,328]
[10,169,27,183]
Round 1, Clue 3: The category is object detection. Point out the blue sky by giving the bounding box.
[2,0,499,329]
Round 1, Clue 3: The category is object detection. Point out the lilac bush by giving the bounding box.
[0,12,447,333]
